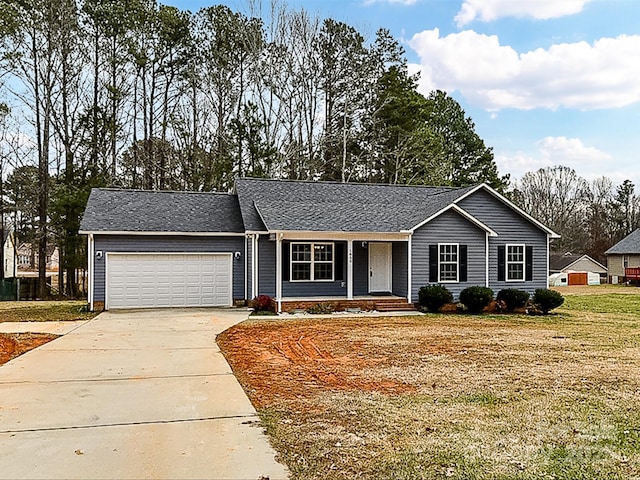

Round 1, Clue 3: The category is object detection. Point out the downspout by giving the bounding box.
[88,234,94,311]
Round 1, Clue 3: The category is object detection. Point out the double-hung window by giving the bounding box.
[290,242,334,281]
[439,243,458,282]
[506,244,525,281]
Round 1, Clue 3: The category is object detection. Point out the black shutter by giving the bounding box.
[429,245,438,282]
[459,245,468,282]
[334,243,344,281]
[497,245,506,281]
[282,242,290,281]
[525,246,533,281]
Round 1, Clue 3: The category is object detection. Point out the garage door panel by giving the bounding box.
[106,253,232,309]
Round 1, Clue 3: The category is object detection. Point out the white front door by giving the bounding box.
[369,242,392,293]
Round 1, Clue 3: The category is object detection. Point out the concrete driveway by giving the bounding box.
[0,308,289,480]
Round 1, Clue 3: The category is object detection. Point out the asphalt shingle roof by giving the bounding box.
[80,189,245,233]
[605,229,640,255]
[235,178,478,232]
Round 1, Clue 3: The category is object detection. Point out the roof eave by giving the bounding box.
[78,230,245,236]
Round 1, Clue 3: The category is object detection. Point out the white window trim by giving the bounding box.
[290,242,335,282]
[438,243,459,283]
[624,255,630,269]
[506,243,526,282]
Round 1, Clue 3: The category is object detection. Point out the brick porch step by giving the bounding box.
[374,301,418,312]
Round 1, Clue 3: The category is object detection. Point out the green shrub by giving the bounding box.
[496,288,530,312]
[459,286,494,313]
[532,288,564,314]
[418,284,453,312]
[306,303,334,314]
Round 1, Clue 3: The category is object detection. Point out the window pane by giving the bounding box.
[507,245,523,262]
[292,244,311,262]
[314,263,333,280]
[508,264,524,280]
[314,244,333,262]
[440,263,457,281]
[291,263,311,281]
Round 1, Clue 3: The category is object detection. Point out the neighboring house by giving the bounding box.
[16,243,60,272]
[605,229,640,284]
[2,228,17,279]
[79,178,560,312]
[549,253,607,284]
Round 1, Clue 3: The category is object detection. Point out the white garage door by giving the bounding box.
[106,253,232,309]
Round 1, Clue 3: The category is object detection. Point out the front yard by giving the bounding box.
[0,300,97,365]
[218,285,640,479]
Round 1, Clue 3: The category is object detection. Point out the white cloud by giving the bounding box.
[496,136,612,181]
[455,0,592,27]
[408,29,640,111]
[537,136,611,164]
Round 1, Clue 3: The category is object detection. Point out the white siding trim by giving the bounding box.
[407,234,412,303]
[88,234,94,311]
[276,234,282,313]
[347,240,353,300]
[485,233,489,288]
[79,230,245,237]
[278,231,408,241]
[546,235,550,288]
[244,235,248,301]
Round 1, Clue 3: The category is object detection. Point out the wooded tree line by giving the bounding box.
[0,0,506,297]
[2,1,632,298]
[513,166,640,265]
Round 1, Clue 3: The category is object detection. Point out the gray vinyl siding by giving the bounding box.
[457,189,548,293]
[411,210,486,300]
[93,235,245,302]
[257,236,276,297]
[392,242,408,297]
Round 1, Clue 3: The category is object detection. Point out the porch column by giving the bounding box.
[253,234,259,299]
[275,234,282,313]
[407,235,412,304]
[347,240,353,300]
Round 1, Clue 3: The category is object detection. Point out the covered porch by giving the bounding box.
[249,231,414,313]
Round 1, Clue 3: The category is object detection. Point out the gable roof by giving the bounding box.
[235,177,478,233]
[79,189,245,234]
[549,253,606,272]
[605,229,640,255]
[453,183,560,238]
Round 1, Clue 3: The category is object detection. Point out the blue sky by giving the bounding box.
[165,0,640,187]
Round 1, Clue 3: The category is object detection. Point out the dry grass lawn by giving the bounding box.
[0,300,95,322]
[218,285,640,479]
